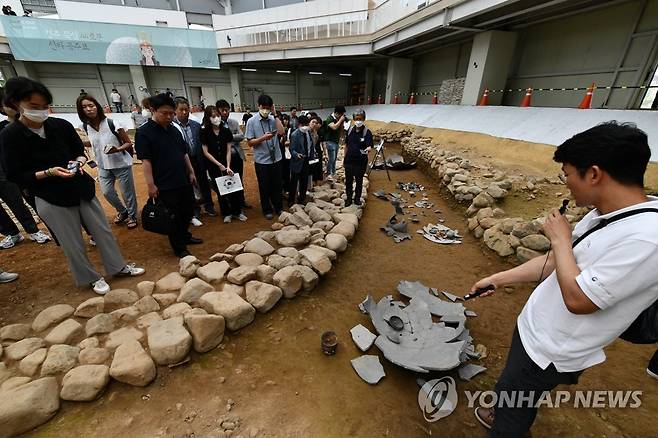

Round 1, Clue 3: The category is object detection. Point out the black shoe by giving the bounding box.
[264,213,274,220]
[648,350,658,380]
[188,237,203,245]
[345,200,352,207]
[354,199,362,206]
[204,207,217,217]
[176,250,191,258]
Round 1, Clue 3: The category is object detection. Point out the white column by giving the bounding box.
[385,57,413,104]
[364,66,374,104]
[229,67,244,110]
[461,30,517,106]
[129,65,150,101]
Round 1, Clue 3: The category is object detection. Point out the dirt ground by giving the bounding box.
[1,139,656,437]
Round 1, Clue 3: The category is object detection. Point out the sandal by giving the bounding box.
[126,218,138,229]
[113,212,128,224]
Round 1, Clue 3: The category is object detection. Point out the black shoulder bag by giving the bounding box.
[141,198,174,235]
[572,208,658,344]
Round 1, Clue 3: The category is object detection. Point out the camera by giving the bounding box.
[67,162,80,174]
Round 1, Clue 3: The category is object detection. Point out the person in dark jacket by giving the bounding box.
[0,77,145,295]
[343,108,373,206]
[288,115,315,205]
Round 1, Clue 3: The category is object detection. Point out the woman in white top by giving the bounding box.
[77,94,139,229]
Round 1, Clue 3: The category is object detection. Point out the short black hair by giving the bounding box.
[258,94,273,107]
[290,106,297,111]
[4,77,53,109]
[149,93,176,111]
[298,115,310,126]
[334,105,346,114]
[554,121,650,187]
[174,96,189,109]
[216,99,230,109]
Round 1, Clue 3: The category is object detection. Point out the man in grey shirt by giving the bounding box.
[217,99,251,209]
[246,94,284,219]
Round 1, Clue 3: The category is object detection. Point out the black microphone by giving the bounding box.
[559,199,569,215]
[463,284,495,300]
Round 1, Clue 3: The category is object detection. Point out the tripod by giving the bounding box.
[367,140,391,181]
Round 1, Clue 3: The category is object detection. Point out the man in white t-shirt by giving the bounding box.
[471,121,658,437]
[110,89,123,113]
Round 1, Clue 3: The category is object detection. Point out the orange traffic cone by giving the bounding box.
[393,94,399,104]
[377,94,383,104]
[408,93,416,104]
[432,92,438,104]
[578,83,595,109]
[520,88,533,107]
[478,89,489,106]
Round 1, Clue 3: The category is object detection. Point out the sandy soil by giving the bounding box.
[1,141,655,438]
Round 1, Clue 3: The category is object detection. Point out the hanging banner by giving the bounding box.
[0,16,219,69]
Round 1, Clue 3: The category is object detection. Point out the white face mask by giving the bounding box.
[211,116,222,126]
[142,109,152,118]
[354,120,364,128]
[299,126,310,132]
[21,107,49,123]
[259,109,271,118]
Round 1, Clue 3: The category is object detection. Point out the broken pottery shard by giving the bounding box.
[351,355,385,385]
[458,364,487,381]
[421,223,462,245]
[374,189,388,200]
[358,295,375,314]
[350,324,376,352]
[441,291,462,302]
[397,281,465,317]
[465,310,478,317]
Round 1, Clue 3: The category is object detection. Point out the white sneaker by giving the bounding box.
[223,215,232,223]
[89,238,96,247]
[0,270,18,283]
[116,263,145,277]
[29,230,51,244]
[191,217,203,227]
[92,278,110,295]
[0,234,23,249]
[235,213,248,222]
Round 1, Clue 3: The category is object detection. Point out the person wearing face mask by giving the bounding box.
[216,99,251,210]
[0,77,146,295]
[308,115,326,189]
[323,105,346,181]
[173,96,216,225]
[131,97,151,128]
[288,115,315,205]
[0,86,52,249]
[201,105,246,223]
[280,114,292,197]
[245,94,285,219]
[343,109,373,207]
[77,94,138,230]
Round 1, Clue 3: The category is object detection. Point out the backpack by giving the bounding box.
[83,118,134,155]
[572,208,658,344]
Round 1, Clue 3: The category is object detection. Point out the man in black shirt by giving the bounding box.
[135,94,201,258]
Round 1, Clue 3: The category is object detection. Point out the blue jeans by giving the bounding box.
[326,141,338,176]
[98,166,138,220]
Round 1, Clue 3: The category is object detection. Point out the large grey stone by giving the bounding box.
[152,293,178,307]
[245,281,282,313]
[209,252,234,263]
[276,247,301,261]
[85,313,115,337]
[288,211,313,228]
[234,253,264,267]
[136,312,162,330]
[184,314,225,353]
[483,228,515,257]
[0,377,31,392]
[179,255,200,277]
[103,289,139,306]
[44,319,82,345]
[312,221,336,232]
[330,221,356,240]
[109,340,156,387]
[307,205,332,223]
[110,306,140,323]
[298,266,319,292]
[18,348,47,376]
[244,238,275,256]
[224,243,244,255]
[197,261,231,284]
[486,184,508,199]
[198,292,255,331]
[40,344,79,376]
[155,272,187,292]
[5,338,45,361]
[299,247,333,275]
[79,347,111,365]
[516,246,545,264]
[147,317,192,365]
[78,337,99,350]
[177,278,214,304]
[332,213,359,229]
[162,302,192,319]
[520,234,551,252]
[220,282,246,298]
[60,365,110,401]
[267,254,295,270]
[0,323,30,341]
[135,295,161,313]
[0,363,10,385]
[511,221,542,239]
[74,297,105,318]
[136,280,155,297]
[0,377,60,437]
[32,304,75,333]
[472,192,494,208]
[325,233,348,252]
[272,265,304,298]
[255,264,277,284]
[227,265,258,285]
[105,327,144,350]
[275,229,311,247]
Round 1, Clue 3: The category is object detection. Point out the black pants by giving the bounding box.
[254,161,283,215]
[281,157,291,194]
[344,160,367,203]
[289,163,309,205]
[230,152,246,207]
[192,154,213,216]
[157,186,194,255]
[0,180,39,235]
[208,165,242,218]
[114,103,123,113]
[489,326,583,437]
